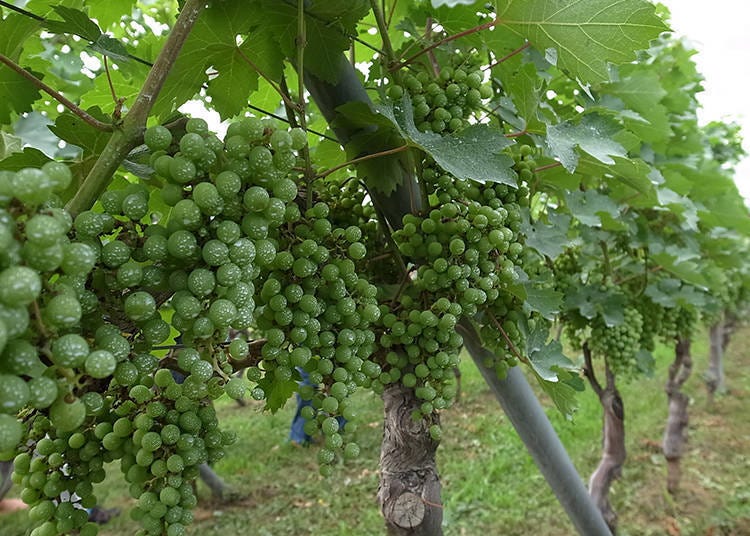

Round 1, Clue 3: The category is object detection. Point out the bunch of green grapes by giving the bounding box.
[384,159,530,409]
[589,305,644,375]
[635,298,665,352]
[385,52,493,134]
[248,199,381,473]
[660,306,698,343]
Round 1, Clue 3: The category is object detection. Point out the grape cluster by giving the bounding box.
[382,158,530,412]
[589,304,644,375]
[660,306,697,343]
[386,53,493,134]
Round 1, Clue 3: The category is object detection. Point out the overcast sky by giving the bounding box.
[660,1,750,199]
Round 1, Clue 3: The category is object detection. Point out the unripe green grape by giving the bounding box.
[144,125,172,152]
[85,350,117,379]
[169,156,197,184]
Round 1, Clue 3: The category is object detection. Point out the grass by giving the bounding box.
[2,327,749,535]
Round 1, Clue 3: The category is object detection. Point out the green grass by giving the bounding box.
[2,328,749,535]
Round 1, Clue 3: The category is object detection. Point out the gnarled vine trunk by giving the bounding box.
[378,384,442,536]
[705,319,725,403]
[662,337,692,494]
[584,344,625,533]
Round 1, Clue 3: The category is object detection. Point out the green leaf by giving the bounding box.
[0,67,42,123]
[0,147,51,171]
[377,97,517,186]
[0,14,41,60]
[89,35,130,62]
[257,375,298,413]
[258,0,369,83]
[46,6,102,41]
[546,114,626,172]
[86,0,137,30]
[576,155,656,200]
[153,0,258,118]
[565,190,620,227]
[522,322,582,418]
[48,108,112,155]
[522,284,563,319]
[206,48,259,119]
[497,0,668,85]
[431,0,481,7]
[604,69,671,144]
[0,132,22,159]
[496,57,544,133]
[523,212,572,259]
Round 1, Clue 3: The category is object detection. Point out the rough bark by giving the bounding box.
[663,337,692,494]
[705,320,725,403]
[0,461,12,500]
[721,313,737,352]
[378,384,442,536]
[583,344,625,533]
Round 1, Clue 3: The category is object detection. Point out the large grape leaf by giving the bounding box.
[546,114,626,172]
[496,56,545,134]
[0,14,41,60]
[604,69,670,144]
[257,0,370,83]
[496,0,668,85]
[523,212,573,259]
[0,68,42,124]
[376,96,517,186]
[86,0,137,31]
[564,190,620,227]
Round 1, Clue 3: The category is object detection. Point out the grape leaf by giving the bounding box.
[48,108,112,155]
[497,0,668,85]
[0,14,41,60]
[257,375,298,413]
[86,0,137,30]
[206,48,259,119]
[431,0,481,7]
[45,6,102,41]
[522,284,563,319]
[89,35,130,62]
[546,114,626,172]
[377,96,517,186]
[496,56,544,133]
[523,212,572,259]
[605,69,670,144]
[522,322,582,418]
[251,0,370,84]
[0,67,42,123]
[0,147,51,171]
[0,132,22,159]
[564,190,620,227]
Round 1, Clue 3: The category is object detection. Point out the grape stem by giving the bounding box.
[483,42,532,72]
[0,53,114,132]
[316,145,410,179]
[487,311,528,365]
[582,342,603,397]
[235,48,298,112]
[369,0,397,67]
[533,162,562,173]
[394,18,500,70]
[66,0,207,216]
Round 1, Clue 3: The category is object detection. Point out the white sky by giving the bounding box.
[660,1,750,199]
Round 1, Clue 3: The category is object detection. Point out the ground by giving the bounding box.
[1,326,748,535]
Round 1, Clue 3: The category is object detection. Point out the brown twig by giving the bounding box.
[0,52,114,132]
[395,19,500,70]
[483,42,531,71]
[582,342,603,397]
[235,47,298,111]
[534,162,562,173]
[316,145,410,179]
